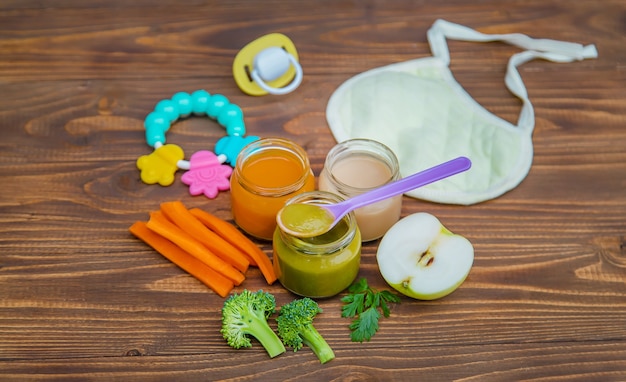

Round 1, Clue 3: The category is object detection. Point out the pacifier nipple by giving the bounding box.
[254,47,293,82]
[233,33,303,96]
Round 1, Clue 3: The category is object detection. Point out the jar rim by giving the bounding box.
[235,137,311,197]
[278,191,358,254]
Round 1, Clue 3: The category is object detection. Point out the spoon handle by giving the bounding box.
[338,156,471,212]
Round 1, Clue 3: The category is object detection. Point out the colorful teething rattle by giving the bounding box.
[137,90,259,199]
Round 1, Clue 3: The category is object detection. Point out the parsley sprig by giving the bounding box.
[341,278,401,342]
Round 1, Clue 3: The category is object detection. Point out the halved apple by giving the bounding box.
[376,213,473,300]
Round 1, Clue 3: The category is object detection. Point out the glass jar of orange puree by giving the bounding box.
[273,191,361,298]
[230,138,315,240]
[318,138,402,242]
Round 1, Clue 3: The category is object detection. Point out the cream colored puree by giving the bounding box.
[319,154,402,241]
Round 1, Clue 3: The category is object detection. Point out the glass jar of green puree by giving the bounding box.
[272,191,361,298]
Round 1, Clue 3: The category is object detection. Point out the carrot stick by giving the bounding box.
[159,201,250,273]
[129,221,234,298]
[188,208,257,267]
[146,211,245,286]
[189,208,277,285]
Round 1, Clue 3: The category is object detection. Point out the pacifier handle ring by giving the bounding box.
[251,53,303,95]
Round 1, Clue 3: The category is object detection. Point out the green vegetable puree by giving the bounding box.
[273,219,361,298]
[278,203,335,237]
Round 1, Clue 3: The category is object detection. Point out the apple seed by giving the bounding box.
[418,251,434,267]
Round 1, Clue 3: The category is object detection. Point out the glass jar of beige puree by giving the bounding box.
[318,138,402,242]
[273,191,361,298]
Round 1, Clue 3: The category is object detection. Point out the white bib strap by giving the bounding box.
[427,19,598,131]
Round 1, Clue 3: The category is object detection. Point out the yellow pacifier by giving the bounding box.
[233,33,303,96]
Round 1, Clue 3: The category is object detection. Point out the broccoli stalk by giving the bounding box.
[220,290,286,358]
[277,297,335,364]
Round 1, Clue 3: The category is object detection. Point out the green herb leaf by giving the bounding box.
[341,278,401,342]
[380,299,390,318]
[380,290,402,304]
[341,292,364,318]
[348,277,369,294]
[349,307,380,342]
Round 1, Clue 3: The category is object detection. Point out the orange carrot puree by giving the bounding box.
[230,144,315,241]
[241,150,304,188]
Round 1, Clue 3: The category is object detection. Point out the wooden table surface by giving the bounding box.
[2,1,625,380]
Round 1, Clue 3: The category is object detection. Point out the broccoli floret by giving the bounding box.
[220,290,286,358]
[277,297,335,364]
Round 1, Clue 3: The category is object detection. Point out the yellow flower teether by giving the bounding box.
[137,144,184,186]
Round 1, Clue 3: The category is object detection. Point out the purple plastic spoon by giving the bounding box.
[277,156,472,238]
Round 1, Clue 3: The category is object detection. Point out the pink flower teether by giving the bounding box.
[181,151,233,199]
